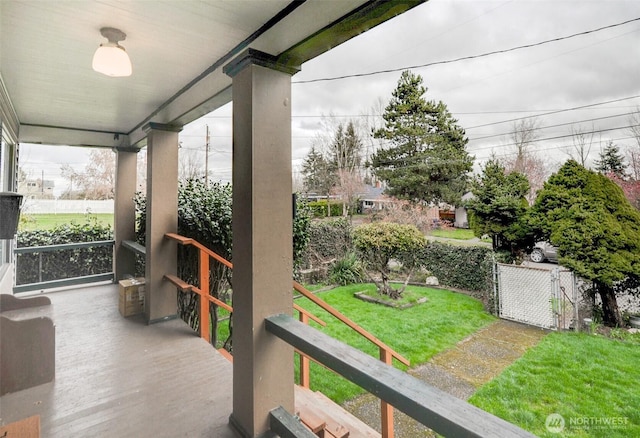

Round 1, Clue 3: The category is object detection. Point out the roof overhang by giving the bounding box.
[0,1,425,149]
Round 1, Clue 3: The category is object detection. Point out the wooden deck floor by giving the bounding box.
[0,284,235,437]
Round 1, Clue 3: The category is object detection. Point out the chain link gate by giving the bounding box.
[496,263,579,330]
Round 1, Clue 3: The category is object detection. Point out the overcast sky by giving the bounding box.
[21,0,640,196]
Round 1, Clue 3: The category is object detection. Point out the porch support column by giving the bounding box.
[224,49,299,438]
[113,149,137,280]
[143,123,181,323]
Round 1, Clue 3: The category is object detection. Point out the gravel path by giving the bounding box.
[342,319,548,437]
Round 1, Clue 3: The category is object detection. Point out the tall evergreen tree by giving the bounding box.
[301,146,334,195]
[370,70,473,205]
[594,141,627,177]
[329,121,364,215]
[528,160,640,327]
[466,158,530,251]
[328,121,362,173]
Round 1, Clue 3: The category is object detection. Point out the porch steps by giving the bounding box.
[214,346,376,438]
[295,385,380,438]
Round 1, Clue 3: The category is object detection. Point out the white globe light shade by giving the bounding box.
[92,43,132,77]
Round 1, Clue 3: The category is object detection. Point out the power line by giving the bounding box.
[468,111,638,142]
[465,95,640,130]
[471,124,640,152]
[203,105,639,119]
[293,17,640,84]
[368,125,638,169]
[362,133,639,173]
[195,102,640,125]
[496,135,638,159]
[459,106,640,115]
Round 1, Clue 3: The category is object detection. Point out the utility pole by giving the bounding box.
[205,124,210,187]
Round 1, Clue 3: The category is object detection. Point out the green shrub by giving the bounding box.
[293,197,312,274]
[135,179,311,348]
[417,241,494,297]
[353,222,426,269]
[304,218,354,271]
[16,217,113,285]
[353,222,426,297]
[308,200,343,218]
[328,253,365,286]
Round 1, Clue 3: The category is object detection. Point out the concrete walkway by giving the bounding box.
[342,319,548,437]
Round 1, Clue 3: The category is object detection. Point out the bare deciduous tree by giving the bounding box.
[179,145,206,182]
[301,117,366,216]
[502,118,548,205]
[329,122,363,215]
[567,126,596,167]
[332,169,365,216]
[626,109,640,181]
[61,148,115,199]
[371,197,436,233]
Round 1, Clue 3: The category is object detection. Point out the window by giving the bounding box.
[0,117,19,284]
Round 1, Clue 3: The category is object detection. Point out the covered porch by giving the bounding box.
[0,284,234,437]
[1,2,426,435]
[1,2,535,437]
[1,284,379,437]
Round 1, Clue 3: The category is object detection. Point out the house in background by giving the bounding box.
[19,178,55,200]
[358,183,388,212]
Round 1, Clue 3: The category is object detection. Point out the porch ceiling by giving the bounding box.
[0,0,423,149]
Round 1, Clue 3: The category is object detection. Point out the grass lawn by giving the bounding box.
[469,332,640,437]
[429,228,476,240]
[19,213,114,231]
[293,283,495,403]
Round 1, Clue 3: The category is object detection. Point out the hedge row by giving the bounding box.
[303,218,353,269]
[307,200,344,218]
[301,218,494,297]
[418,242,494,294]
[16,219,113,285]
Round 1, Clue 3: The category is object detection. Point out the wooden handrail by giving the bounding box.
[165,232,408,366]
[266,314,537,438]
[164,274,234,313]
[295,305,326,327]
[165,233,233,268]
[164,232,407,438]
[293,280,410,367]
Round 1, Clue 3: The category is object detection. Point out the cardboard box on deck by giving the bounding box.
[119,278,145,317]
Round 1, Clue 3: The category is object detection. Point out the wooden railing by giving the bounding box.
[162,233,323,342]
[291,280,409,438]
[163,232,409,438]
[266,314,536,438]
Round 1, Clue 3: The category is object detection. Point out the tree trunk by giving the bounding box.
[597,282,623,327]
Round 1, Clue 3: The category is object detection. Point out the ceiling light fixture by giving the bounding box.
[92,27,132,77]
